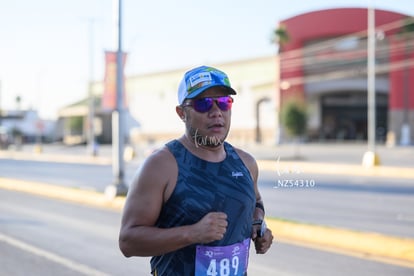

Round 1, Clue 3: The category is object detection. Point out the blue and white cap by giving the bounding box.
[177,65,236,105]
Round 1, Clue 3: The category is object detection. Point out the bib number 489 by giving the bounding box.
[206,256,239,276]
[195,239,250,276]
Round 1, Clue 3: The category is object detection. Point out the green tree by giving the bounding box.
[271,23,290,50]
[15,95,21,110]
[282,100,307,137]
[67,116,84,135]
[281,99,307,159]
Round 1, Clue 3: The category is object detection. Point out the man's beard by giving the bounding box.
[189,126,228,148]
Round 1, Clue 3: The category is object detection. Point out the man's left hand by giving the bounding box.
[252,227,273,254]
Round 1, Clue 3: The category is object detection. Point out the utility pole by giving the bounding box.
[362,5,380,167]
[87,18,98,156]
[105,0,128,198]
[0,80,2,126]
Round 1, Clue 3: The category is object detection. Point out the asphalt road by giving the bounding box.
[1,189,413,276]
[1,158,413,239]
[259,170,414,239]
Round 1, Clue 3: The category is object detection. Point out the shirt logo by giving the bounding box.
[232,171,243,178]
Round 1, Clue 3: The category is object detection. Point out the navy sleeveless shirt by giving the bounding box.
[150,140,255,275]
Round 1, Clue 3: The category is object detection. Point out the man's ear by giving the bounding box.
[176,106,186,121]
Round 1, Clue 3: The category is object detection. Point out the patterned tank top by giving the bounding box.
[150,140,255,276]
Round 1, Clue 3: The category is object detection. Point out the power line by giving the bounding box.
[279,58,414,87]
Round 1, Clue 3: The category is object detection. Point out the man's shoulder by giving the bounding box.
[227,143,254,159]
[227,144,258,181]
[143,144,177,168]
[227,144,257,167]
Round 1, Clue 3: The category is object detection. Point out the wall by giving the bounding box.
[123,56,278,147]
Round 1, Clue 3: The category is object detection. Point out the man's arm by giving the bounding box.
[236,148,274,254]
[119,147,228,257]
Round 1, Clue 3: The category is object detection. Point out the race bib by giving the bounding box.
[195,239,250,276]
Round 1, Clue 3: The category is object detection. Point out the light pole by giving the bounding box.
[362,5,380,167]
[105,0,128,198]
[0,80,2,126]
[87,18,97,156]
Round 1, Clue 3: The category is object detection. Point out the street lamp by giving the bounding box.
[0,80,2,126]
[362,5,380,167]
[87,18,97,157]
[105,0,128,198]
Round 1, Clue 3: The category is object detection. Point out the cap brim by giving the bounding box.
[185,85,236,99]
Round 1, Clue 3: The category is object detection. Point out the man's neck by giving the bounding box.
[180,134,226,163]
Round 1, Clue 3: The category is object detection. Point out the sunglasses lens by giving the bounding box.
[191,96,233,113]
[193,98,214,112]
[216,96,233,111]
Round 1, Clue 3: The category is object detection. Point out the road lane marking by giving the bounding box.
[0,232,110,276]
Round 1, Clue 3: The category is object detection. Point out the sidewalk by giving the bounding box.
[3,141,414,166]
[1,142,414,267]
[243,142,414,179]
[2,142,414,178]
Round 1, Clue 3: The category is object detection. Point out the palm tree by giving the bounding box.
[271,23,290,51]
[15,95,21,110]
[271,23,291,145]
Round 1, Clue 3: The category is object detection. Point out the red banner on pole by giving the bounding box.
[102,51,127,110]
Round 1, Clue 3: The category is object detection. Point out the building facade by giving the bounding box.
[57,56,277,147]
[123,56,278,147]
[277,8,414,145]
[57,7,414,147]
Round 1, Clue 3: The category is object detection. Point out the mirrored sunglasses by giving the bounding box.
[182,96,234,113]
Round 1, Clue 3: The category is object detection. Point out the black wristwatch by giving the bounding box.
[252,219,267,237]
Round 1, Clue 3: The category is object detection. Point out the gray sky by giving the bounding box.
[0,0,412,119]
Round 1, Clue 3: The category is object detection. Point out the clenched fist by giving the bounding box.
[191,212,228,244]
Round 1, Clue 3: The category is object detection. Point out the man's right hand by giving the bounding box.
[192,212,228,244]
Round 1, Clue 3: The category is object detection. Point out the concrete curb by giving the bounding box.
[0,151,112,165]
[1,177,414,268]
[0,178,124,210]
[2,150,414,179]
[257,160,414,179]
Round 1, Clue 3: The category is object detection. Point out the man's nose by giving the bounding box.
[208,100,223,116]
